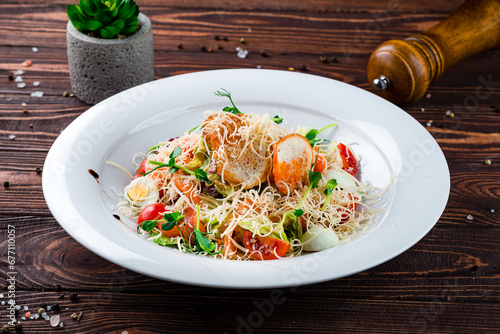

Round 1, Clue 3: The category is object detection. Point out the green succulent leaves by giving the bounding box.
[67,0,140,39]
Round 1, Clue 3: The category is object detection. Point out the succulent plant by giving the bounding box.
[67,0,140,39]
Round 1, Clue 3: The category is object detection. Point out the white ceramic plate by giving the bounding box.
[43,69,449,289]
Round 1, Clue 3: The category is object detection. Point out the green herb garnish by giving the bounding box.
[140,147,211,184]
[305,123,337,147]
[321,178,338,211]
[215,88,283,124]
[215,88,242,115]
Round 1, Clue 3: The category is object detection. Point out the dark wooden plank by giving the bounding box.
[0,0,499,333]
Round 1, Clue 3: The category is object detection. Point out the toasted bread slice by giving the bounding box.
[272,133,313,194]
[210,114,272,189]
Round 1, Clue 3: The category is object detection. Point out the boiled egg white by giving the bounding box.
[124,176,159,207]
[301,226,340,252]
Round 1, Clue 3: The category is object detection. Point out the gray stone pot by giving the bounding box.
[67,13,154,105]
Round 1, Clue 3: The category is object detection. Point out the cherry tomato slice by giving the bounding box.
[138,203,167,224]
[338,143,357,176]
[243,230,290,260]
[138,203,180,238]
[136,158,148,177]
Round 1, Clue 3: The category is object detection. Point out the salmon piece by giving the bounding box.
[272,133,313,194]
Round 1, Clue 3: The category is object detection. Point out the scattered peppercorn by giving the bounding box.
[320,56,328,63]
[259,50,269,57]
[1,325,8,333]
[300,64,308,71]
[52,304,60,312]
[239,38,246,44]
[38,308,46,315]
[330,56,338,63]
[223,36,228,41]
[62,91,69,97]
[77,311,83,322]
[217,44,223,50]
[36,167,42,174]
[69,292,78,301]
[214,35,220,40]
[40,302,48,309]
[177,43,183,49]
[22,107,28,114]
[57,293,65,299]
[56,284,62,291]
[14,323,22,333]
[3,181,9,188]
[71,313,78,320]
[200,45,208,52]
[29,123,33,128]
[8,74,14,81]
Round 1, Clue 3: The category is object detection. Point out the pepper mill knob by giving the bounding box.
[372,75,390,91]
[367,0,500,105]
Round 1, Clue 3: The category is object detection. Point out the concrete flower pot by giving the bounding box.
[67,13,154,105]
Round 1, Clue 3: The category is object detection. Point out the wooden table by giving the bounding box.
[1,0,499,333]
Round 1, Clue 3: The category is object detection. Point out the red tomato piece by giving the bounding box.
[138,203,167,224]
[138,203,180,238]
[136,158,148,177]
[243,230,290,260]
[338,143,357,176]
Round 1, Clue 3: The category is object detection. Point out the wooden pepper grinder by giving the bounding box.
[367,0,500,105]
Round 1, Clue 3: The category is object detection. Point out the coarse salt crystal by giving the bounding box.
[16,70,24,75]
[29,316,34,320]
[421,108,425,112]
[9,134,16,139]
[467,214,473,221]
[257,65,261,69]
[34,314,39,319]
[33,81,40,87]
[32,47,39,53]
[31,91,44,97]
[237,49,249,59]
[17,82,26,88]
[1,301,5,306]
[47,306,51,311]
[15,76,23,82]
[445,110,451,116]
[491,209,495,213]
[15,305,21,310]
[426,122,432,127]
[122,331,129,334]
[21,316,26,320]
[60,322,64,327]
[0,293,4,298]
[50,315,60,327]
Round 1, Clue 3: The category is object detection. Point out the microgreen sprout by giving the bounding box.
[161,212,184,231]
[140,147,211,184]
[215,89,284,124]
[215,88,242,115]
[193,204,221,255]
[271,115,283,124]
[305,123,337,147]
[321,178,338,211]
[137,219,158,233]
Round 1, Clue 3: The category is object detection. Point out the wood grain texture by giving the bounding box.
[0,0,499,333]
